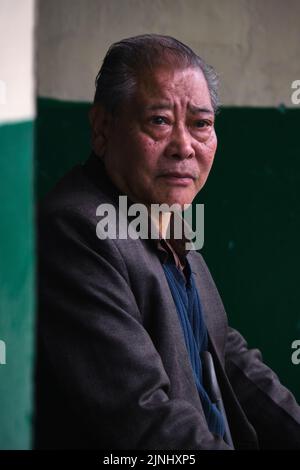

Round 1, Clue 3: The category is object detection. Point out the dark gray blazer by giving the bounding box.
[35,153,300,450]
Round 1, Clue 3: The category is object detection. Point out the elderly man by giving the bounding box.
[35,34,300,450]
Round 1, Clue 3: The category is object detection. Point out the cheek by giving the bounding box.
[133,136,163,170]
[197,132,217,168]
[205,128,217,154]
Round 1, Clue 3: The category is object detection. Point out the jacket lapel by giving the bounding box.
[188,252,259,449]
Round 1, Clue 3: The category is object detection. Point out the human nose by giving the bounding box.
[164,123,195,160]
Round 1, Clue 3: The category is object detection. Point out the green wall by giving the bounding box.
[36,98,300,402]
[36,99,91,199]
[0,121,35,449]
[201,107,300,402]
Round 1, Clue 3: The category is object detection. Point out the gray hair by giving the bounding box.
[94,34,220,114]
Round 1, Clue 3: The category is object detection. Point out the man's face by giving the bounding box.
[102,66,217,207]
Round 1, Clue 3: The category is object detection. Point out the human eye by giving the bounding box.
[194,119,211,128]
[150,115,169,125]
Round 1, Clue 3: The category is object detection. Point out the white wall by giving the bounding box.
[37,0,300,107]
[0,0,35,124]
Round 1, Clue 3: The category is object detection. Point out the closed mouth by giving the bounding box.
[159,172,195,179]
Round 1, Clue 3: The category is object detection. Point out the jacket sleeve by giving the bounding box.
[36,207,232,450]
[224,326,300,449]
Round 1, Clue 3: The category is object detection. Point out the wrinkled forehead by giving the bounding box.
[132,66,213,111]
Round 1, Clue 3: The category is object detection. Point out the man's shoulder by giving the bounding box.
[38,153,117,223]
[37,154,156,271]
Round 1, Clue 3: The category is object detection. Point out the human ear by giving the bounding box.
[89,104,112,159]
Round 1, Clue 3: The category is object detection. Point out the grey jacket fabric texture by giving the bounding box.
[35,152,300,450]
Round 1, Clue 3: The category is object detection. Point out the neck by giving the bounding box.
[149,209,172,239]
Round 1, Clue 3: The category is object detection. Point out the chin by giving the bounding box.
[162,190,195,208]
[152,198,193,210]
[146,185,195,208]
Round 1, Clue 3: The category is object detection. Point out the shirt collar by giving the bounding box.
[149,211,194,270]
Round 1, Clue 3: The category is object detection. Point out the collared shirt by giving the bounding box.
[151,211,192,281]
[158,238,187,276]
[159,229,226,438]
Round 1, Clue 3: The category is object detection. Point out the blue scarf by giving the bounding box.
[162,259,225,437]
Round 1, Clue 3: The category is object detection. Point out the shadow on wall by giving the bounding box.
[36,97,300,403]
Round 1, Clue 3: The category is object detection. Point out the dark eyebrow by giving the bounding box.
[188,105,214,116]
[145,102,214,116]
[145,102,173,111]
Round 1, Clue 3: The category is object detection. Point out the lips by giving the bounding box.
[158,171,196,186]
[159,171,196,179]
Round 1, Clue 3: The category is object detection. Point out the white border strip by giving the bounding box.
[0,0,35,124]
